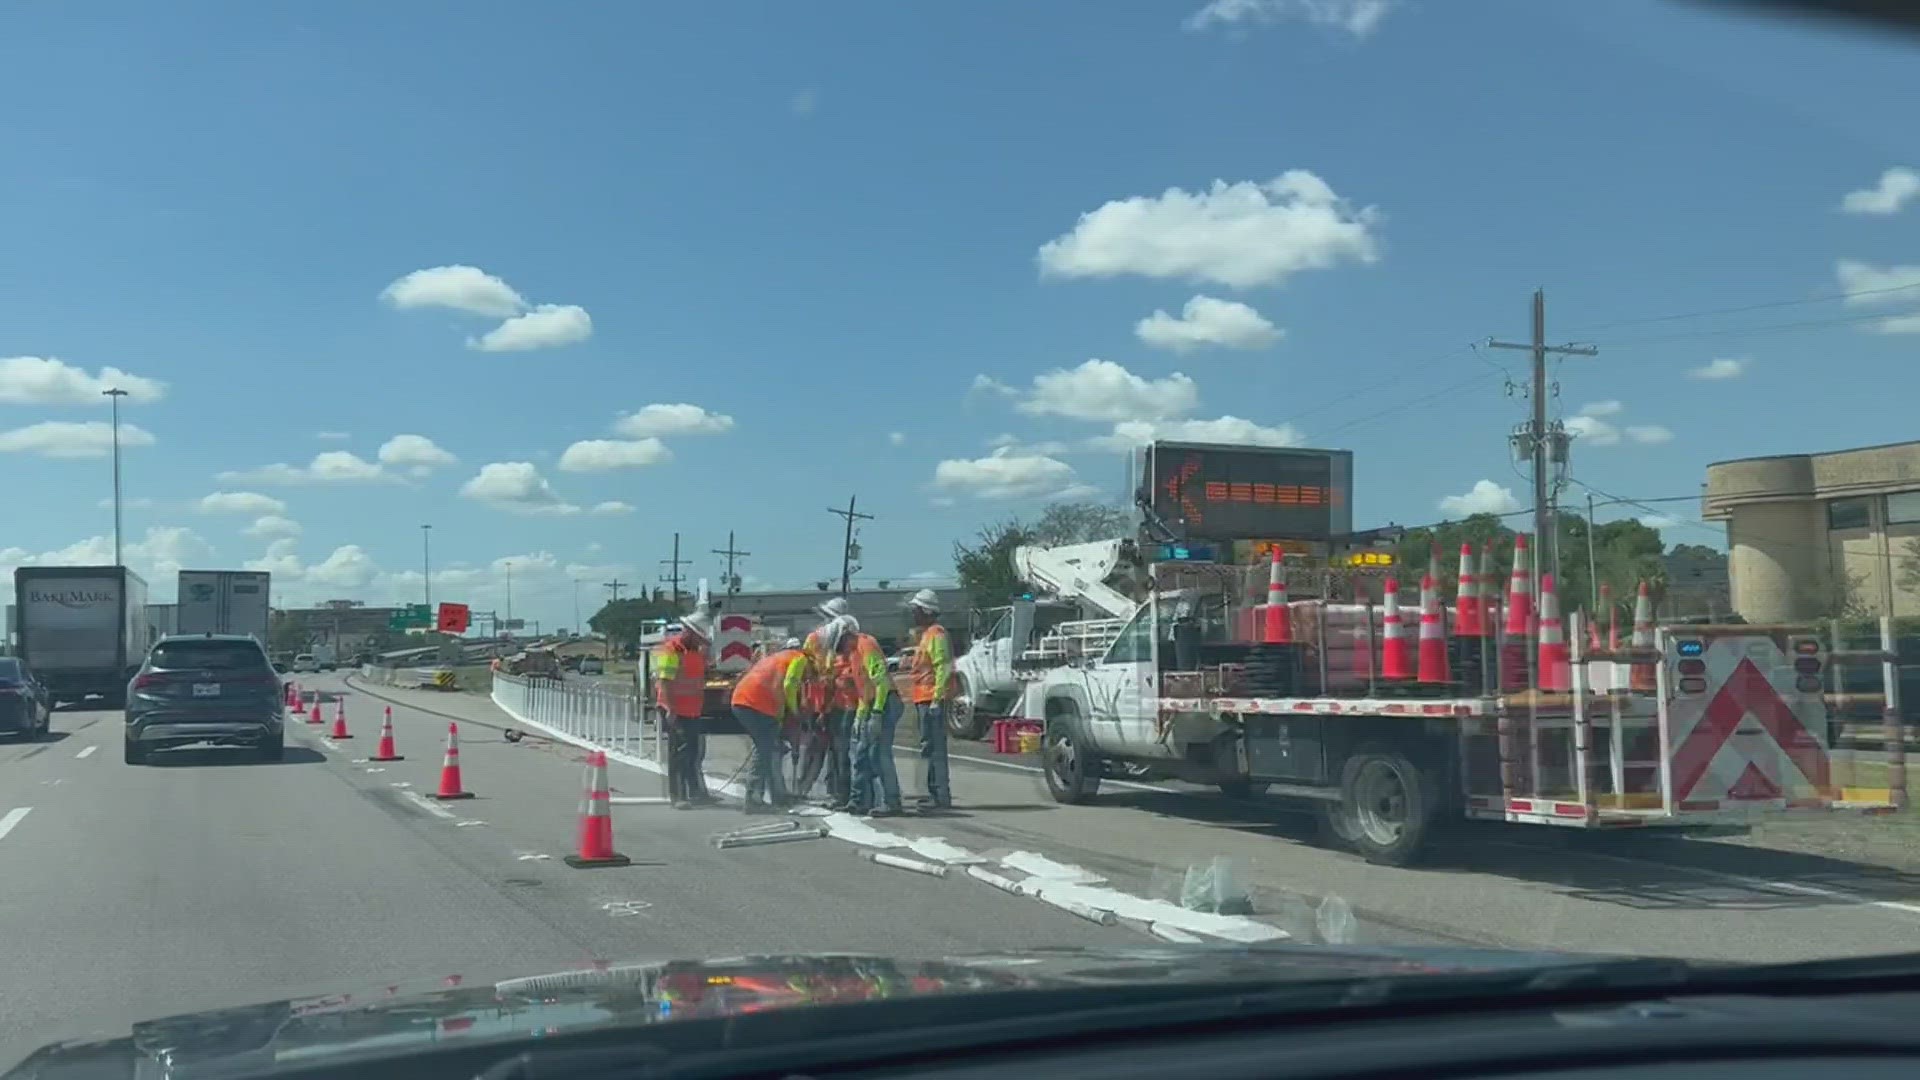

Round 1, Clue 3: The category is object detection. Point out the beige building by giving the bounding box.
[1703,440,1920,622]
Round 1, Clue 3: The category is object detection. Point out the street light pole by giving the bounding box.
[421,524,433,610]
[573,578,582,633]
[505,561,514,626]
[102,387,129,565]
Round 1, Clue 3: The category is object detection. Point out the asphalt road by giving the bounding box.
[0,678,1138,1068]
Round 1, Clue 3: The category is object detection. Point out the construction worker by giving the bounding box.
[653,611,714,809]
[844,619,902,816]
[731,621,850,814]
[905,588,953,810]
[797,604,856,805]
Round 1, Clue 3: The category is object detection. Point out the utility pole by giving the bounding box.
[660,532,691,609]
[1488,289,1597,597]
[711,531,751,595]
[603,578,627,602]
[572,578,583,633]
[504,561,514,627]
[103,387,128,566]
[827,495,875,597]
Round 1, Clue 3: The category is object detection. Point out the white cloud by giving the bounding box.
[558,438,672,472]
[198,491,287,516]
[460,461,579,514]
[791,88,820,116]
[933,447,1082,500]
[1841,167,1920,215]
[316,431,350,441]
[1637,513,1680,530]
[1564,413,1619,447]
[220,450,387,485]
[1135,295,1283,352]
[888,431,906,447]
[0,420,155,459]
[1567,401,1671,448]
[377,433,457,476]
[4,526,216,589]
[1625,424,1674,445]
[380,265,527,318]
[1095,415,1303,450]
[1578,399,1623,417]
[1837,259,1920,332]
[472,303,593,352]
[245,514,302,539]
[1439,480,1521,517]
[590,500,634,516]
[1013,358,1199,423]
[612,403,736,438]
[97,496,155,510]
[0,357,167,405]
[1688,357,1748,380]
[1036,171,1380,288]
[1187,0,1395,38]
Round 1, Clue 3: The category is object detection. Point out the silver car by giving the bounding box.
[125,634,286,764]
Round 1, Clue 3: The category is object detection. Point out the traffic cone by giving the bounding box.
[1604,583,1620,652]
[307,701,324,725]
[329,699,352,740]
[1417,573,1449,685]
[1500,534,1534,692]
[565,750,630,868]
[1536,573,1570,692]
[1454,544,1482,638]
[1262,549,1291,645]
[1629,580,1656,692]
[429,723,474,800]
[371,706,402,761]
[1380,578,1412,681]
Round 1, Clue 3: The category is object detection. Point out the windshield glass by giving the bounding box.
[0,659,22,681]
[4,0,1920,1069]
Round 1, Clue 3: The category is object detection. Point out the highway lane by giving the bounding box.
[383,677,1920,965]
[0,682,1138,1069]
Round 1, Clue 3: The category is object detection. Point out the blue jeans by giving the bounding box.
[918,702,951,805]
[850,696,903,811]
[732,705,789,807]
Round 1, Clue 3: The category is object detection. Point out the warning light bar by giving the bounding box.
[1676,640,1704,658]
[1345,551,1395,568]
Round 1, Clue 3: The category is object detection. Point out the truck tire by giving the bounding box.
[1042,704,1101,804]
[1327,743,1440,867]
[945,675,987,741]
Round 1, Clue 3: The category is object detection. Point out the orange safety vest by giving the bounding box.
[655,631,708,719]
[731,648,808,718]
[909,623,953,705]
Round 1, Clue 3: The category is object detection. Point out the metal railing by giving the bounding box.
[490,671,662,764]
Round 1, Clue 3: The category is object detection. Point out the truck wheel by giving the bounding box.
[1217,780,1271,799]
[1042,706,1101,804]
[945,676,987,741]
[1329,744,1439,867]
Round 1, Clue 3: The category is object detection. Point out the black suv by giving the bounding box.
[125,634,286,764]
[0,656,53,740]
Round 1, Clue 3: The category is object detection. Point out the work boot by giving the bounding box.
[672,800,693,811]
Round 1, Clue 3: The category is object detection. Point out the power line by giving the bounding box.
[827,496,874,597]
[1566,279,1920,333]
[712,531,750,595]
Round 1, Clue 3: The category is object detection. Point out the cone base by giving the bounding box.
[428,791,474,800]
[370,753,404,762]
[563,852,631,868]
[331,734,353,739]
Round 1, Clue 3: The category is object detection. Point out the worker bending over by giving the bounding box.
[652,611,714,809]
[905,588,954,810]
[731,620,854,814]
[844,620,902,816]
[799,598,855,806]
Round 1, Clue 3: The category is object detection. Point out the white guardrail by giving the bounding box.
[487,670,662,764]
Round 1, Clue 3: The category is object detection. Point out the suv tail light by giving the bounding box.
[132,673,174,690]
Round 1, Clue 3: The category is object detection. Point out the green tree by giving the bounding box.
[588,594,683,651]
[1031,501,1131,545]
[1391,513,1666,625]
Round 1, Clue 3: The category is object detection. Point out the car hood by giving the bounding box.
[4,944,1669,1078]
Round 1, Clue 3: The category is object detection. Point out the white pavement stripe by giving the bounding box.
[0,807,30,841]
[75,745,97,760]
[402,791,458,820]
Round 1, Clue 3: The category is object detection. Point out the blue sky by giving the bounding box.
[1,0,1916,630]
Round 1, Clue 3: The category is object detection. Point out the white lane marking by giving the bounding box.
[608,795,670,805]
[600,900,651,918]
[1483,839,1920,919]
[0,807,31,841]
[516,852,551,861]
[454,820,486,828]
[402,791,458,820]
[75,745,97,760]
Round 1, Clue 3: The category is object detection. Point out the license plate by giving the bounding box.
[192,683,221,698]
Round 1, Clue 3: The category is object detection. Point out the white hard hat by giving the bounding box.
[784,636,802,650]
[906,588,940,615]
[819,614,859,655]
[815,596,849,620]
[681,611,712,640]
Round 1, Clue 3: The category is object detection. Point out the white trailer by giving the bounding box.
[14,565,152,707]
[177,570,272,647]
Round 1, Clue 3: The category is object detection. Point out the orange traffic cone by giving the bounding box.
[1629,580,1656,692]
[1262,549,1292,644]
[1536,573,1570,692]
[1454,544,1482,639]
[1417,573,1449,685]
[307,701,324,725]
[1500,534,1534,691]
[565,750,630,868]
[1604,583,1621,652]
[429,723,474,800]
[371,706,402,761]
[329,699,352,740]
[1380,578,1412,681]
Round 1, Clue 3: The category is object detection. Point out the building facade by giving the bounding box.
[1703,440,1920,622]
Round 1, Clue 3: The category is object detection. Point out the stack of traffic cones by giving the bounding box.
[1536,573,1570,692]
[1629,581,1656,692]
[1380,578,1411,682]
[1453,544,1486,694]
[429,723,474,800]
[371,706,403,761]
[565,750,630,868]
[1416,573,1449,686]
[330,699,352,740]
[1263,549,1291,645]
[1500,535,1534,692]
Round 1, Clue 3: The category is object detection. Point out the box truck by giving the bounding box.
[177,570,272,646]
[14,566,153,708]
